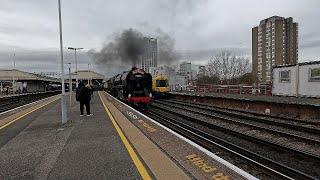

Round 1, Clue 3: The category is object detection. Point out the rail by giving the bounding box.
[0,91,61,113]
[146,101,320,179]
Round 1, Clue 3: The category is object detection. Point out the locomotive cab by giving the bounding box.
[152,75,169,98]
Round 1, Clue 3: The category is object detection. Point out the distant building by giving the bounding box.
[272,61,320,97]
[198,65,207,76]
[179,61,192,76]
[252,16,298,82]
[149,65,184,91]
[179,61,198,83]
[149,65,175,77]
[0,69,60,93]
[68,70,105,88]
[137,37,157,72]
[172,75,188,91]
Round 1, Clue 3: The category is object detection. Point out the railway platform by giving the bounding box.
[0,91,255,179]
[170,91,320,120]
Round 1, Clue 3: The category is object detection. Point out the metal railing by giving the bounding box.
[194,84,273,96]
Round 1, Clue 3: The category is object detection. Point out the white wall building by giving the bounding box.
[272,61,320,97]
[172,74,188,91]
[179,61,192,75]
[149,65,174,77]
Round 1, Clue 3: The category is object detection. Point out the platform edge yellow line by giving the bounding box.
[98,91,152,180]
[0,96,59,130]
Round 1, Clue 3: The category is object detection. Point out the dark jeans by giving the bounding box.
[80,101,90,115]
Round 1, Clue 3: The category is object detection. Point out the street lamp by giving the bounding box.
[12,53,16,93]
[68,47,83,88]
[58,0,68,124]
[67,62,72,109]
[88,63,91,85]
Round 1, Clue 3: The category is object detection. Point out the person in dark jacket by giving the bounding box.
[76,82,93,116]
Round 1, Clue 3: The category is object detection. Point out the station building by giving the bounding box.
[272,60,320,97]
[68,70,105,89]
[0,69,60,93]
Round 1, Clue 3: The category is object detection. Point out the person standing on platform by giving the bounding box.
[76,82,93,117]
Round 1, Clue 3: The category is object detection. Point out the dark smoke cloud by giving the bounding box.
[155,28,179,65]
[88,29,144,67]
[88,28,178,76]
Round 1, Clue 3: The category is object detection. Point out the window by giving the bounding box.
[309,68,320,82]
[279,70,290,83]
[156,80,168,87]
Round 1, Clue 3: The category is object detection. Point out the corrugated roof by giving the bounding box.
[0,69,60,82]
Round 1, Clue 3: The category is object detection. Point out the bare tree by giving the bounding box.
[207,50,250,84]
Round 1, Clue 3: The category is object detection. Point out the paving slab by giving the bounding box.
[100,92,190,180]
[0,92,140,180]
[105,92,255,180]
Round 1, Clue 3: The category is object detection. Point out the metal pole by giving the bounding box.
[88,63,90,85]
[0,82,3,95]
[75,49,78,88]
[69,63,72,109]
[58,0,68,124]
[12,53,15,94]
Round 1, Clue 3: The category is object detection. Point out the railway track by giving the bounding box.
[165,99,320,128]
[145,100,320,179]
[154,100,320,150]
[0,91,61,113]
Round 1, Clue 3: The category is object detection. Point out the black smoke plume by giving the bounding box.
[155,28,178,65]
[88,28,144,68]
[88,28,178,76]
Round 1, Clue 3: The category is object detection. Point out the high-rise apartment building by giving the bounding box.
[252,16,298,82]
[137,37,157,72]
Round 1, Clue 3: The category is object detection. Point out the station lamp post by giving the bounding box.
[87,63,91,85]
[12,53,16,93]
[67,47,83,88]
[67,62,72,109]
[58,0,68,124]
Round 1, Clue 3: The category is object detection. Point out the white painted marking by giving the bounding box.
[106,92,259,180]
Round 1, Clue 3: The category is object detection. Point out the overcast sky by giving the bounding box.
[0,0,319,75]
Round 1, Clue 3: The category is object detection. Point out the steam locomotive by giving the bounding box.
[106,67,152,107]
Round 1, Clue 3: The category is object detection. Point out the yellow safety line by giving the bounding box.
[98,92,152,180]
[0,96,59,130]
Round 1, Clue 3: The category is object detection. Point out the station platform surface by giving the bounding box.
[0,91,253,180]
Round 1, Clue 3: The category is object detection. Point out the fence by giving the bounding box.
[194,83,272,96]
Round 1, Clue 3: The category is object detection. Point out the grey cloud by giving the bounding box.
[300,40,320,49]
[0,0,320,74]
[0,50,93,74]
